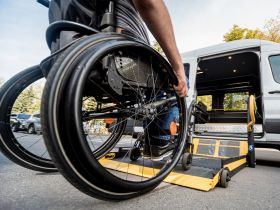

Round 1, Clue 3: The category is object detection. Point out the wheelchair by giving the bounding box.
[0,0,192,200]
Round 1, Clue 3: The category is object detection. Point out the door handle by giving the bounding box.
[268,90,280,94]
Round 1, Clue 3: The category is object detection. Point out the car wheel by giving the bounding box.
[28,125,35,134]
[11,124,18,132]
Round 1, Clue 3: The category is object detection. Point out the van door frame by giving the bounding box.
[195,49,265,138]
[182,57,198,104]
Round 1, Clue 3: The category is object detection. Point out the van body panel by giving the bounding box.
[182,39,266,58]
[261,40,280,52]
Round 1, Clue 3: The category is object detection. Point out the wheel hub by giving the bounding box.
[137,105,158,120]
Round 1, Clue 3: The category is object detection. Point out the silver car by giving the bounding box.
[22,113,42,134]
[10,113,31,132]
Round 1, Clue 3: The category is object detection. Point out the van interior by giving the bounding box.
[193,51,264,138]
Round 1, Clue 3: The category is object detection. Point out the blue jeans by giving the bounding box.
[145,75,189,145]
[145,102,179,145]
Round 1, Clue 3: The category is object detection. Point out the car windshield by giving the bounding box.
[18,114,31,119]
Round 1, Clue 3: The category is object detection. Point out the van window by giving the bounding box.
[269,55,280,83]
[224,92,249,111]
[197,95,212,111]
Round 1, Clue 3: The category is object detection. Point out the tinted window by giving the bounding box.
[18,114,31,119]
[269,55,280,83]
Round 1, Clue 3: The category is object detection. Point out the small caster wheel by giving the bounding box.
[129,147,141,161]
[220,169,231,188]
[181,152,192,171]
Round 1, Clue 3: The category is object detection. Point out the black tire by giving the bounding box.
[11,124,19,132]
[181,152,192,171]
[129,148,141,161]
[41,34,188,200]
[181,101,195,171]
[0,66,56,172]
[28,124,36,134]
[220,169,230,188]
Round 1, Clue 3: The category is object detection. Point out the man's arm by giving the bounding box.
[132,0,188,97]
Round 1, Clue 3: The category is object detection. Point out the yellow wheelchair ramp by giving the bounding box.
[100,138,248,191]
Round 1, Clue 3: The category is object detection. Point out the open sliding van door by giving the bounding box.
[261,42,280,143]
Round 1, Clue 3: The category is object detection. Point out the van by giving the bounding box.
[182,39,280,150]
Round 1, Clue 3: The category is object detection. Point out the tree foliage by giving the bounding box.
[224,12,280,43]
[224,92,248,111]
[263,12,280,43]
[224,25,265,42]
[12,82,44,114]
[197,95,212,111]
[12,86,37,114]
[197,92,248,111]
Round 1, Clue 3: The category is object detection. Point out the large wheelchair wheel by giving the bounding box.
[41,33,188,200]
[0,66,56,172]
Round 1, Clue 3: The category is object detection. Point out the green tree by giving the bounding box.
[224,25,265,42]
[12,86,37,114]
[197,95,212,111]
[224,92,248,111]
[224,11,280,43]
[263,12,280,43]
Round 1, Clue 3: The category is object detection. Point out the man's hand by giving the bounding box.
[173,66,188,97]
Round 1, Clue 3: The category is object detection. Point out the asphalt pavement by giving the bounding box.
[1,142,280,210]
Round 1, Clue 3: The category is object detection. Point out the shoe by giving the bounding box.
[142,134,169,158]
[143,144,151,158]
[143,143,175,161]
[142,137,169,158]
